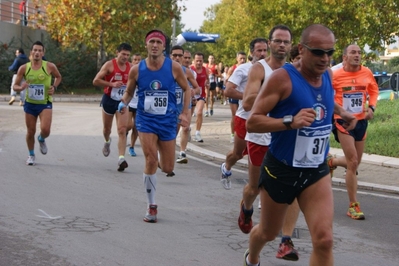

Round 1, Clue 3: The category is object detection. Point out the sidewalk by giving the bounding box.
[2,94,399,194]
[182,103,399,195]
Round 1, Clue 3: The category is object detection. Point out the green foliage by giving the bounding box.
[0,42,15,94]
[388,56,399,68]
[197,0,399,65]
[39,0,184,65]
[329,100,399,158]
[44,41,98,93]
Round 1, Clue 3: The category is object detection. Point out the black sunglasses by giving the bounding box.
[172,54,183,57]
[302,44,335,57]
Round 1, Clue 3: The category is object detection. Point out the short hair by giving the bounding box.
[290,44,300,62]
[18,48,25,54]
[117,43,132,52]
[268,24,293,41]
[300,24,334,44]
[343,44,359,55]
[132,53,141,57]
[194,52,204,59]
[31,41,44,50]
[170,45,184,53]
[249,38,268,53]
[237,51,247,57]
[184,50,191,55]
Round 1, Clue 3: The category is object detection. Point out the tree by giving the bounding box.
[198,0,399,64]
[38,0,184,68]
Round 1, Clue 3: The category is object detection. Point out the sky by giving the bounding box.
[179,0,220,32]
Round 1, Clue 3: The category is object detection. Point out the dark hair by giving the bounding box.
[194,52,204,59]
[290,44,300,62]
[268,24,293,42]
[249,38,268,53]
[132,53,141,57]
[31,41,44,50]
[170,45,184,53]
[237,51,247,57]
[18,48,25,54]
[117,43,132,52]
[145,29,166,40]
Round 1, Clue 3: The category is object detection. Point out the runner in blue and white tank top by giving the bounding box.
[117,30,191,223]
[244,24,357,266]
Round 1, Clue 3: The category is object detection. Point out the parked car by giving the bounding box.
[373,72,398,100]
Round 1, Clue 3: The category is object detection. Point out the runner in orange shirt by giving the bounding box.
[329,44,378,220]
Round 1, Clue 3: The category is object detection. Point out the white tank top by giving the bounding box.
[245,59,272,146]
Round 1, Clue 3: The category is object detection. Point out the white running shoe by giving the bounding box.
[143,204,158,223]
[103,138,111,157]
[220,163,232,190]
[176,152,188,164]
[117,157,128,172]
[38,136,47,155]
[195,132,203,143]
[26,156,35,166]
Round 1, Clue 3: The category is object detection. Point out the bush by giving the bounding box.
[0,38,99,94]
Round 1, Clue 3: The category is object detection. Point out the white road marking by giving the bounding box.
[36,209,62,219]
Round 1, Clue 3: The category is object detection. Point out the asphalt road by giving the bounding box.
[1,102,398,266]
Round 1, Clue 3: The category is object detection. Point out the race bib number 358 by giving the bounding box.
[144,90,168,115]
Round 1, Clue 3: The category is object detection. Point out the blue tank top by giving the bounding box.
[175,65,186,114]
[137,58,177,118]
[269,64,334,168]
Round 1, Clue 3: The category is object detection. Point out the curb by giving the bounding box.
[183,140,399,195]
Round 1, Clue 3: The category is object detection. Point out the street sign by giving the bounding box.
[176,32,220,45]
[389,72,399,91]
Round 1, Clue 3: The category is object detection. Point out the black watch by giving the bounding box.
[283,115,293,130]
[369,105,375,112]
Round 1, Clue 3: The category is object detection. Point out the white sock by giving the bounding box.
[246,257,259,266]
[196,130,200,135]
[143,173,157,205]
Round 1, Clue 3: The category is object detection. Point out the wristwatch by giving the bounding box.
[369,105,375,112]
[283,115,293,130]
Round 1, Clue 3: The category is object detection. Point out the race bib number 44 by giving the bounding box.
[144,90,168,115]
[28,84,45,101]
[293,124,332,168]
[110,85,126,101]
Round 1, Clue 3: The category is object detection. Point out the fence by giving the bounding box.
[0,0,47,28]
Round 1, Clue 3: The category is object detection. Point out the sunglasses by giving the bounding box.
[172,54,183,57]
[302,44,335,57]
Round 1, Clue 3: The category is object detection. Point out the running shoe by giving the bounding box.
[205,111,209,117]
[195,132,204,143]
[258,199,261,209]
[143,204,157,223]
[128,147,136,157]
[220,163,232,190]
[103,138,111,157]
[238,200,253,234]
[326,153,336,177]
[210,109,214,116]
[26,155,35,166]
[176,152,188,164]
[8,96,15,105]
[117,157,128,172]
[166,171,175,177]
[243,249,260,266]
[347,202,365,220]
[19,100,24,106]
[276,238,299,261]
[38,136,47,155]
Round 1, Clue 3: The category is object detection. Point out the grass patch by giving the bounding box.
[330,100,399,158]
